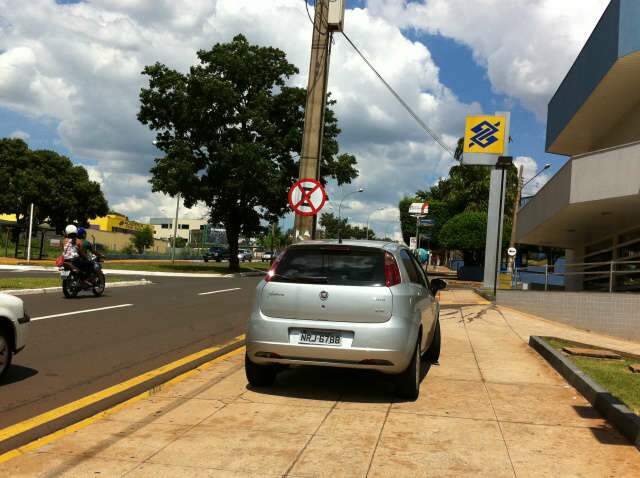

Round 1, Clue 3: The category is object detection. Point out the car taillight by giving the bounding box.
[264,252,284,282]
[384,252,401,287]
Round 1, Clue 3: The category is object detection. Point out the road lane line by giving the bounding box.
[0,335,246,463]
[198,287,242,296]
[32,304,134,322]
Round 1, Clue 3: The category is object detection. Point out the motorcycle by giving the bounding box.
[59,257,106,298]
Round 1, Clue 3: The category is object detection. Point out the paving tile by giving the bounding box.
[147,426,308,475]
[368,443,515,478]
[392,376,495,421]
[37,420,188,463]
[200,401,328,434]
[1,451,138,477]
[501,422,640,477]
[315,408,387,442]
[381,412,504,449]
[369,414,513,478]
[289,434,376,478]
[427,358,482,381]
[486,382,608,428]
[105,397,224,426]
[126,462,278,477]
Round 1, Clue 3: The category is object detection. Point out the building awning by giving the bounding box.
[517,142,640,249]
[546,0,640,156]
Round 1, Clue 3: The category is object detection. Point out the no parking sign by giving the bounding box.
[288,178,327,217]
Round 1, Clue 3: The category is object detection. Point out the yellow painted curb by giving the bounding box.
[0,337,246,464]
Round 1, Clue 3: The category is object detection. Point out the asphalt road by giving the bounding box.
[0,274,260,428]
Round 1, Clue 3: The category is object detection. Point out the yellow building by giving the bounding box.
[89,214,147,235]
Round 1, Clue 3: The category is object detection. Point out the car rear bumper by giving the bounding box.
[247,311,418,374]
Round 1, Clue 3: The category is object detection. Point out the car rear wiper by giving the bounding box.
[272,274,329,284]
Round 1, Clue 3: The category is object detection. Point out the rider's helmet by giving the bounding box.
[64,224,78,236]
[77,227,86,239]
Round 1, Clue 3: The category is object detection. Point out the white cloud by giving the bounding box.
[366,0,609,118]
[0,0,598,234]
[9,129,29,140]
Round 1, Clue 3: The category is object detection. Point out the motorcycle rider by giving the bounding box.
[77,227,102,278]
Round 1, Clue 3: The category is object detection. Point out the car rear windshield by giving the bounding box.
[272,247,386,286]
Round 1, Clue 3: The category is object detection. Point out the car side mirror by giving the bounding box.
[430,278,447,295]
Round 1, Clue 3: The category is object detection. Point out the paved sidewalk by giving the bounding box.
[3,292,640,477]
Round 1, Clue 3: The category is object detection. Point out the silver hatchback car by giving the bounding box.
[245,240,446,399]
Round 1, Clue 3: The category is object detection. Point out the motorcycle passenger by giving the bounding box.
[63,225,91,281]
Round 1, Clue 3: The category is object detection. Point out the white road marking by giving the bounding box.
[32,304,134,322]
[198,288,242,296]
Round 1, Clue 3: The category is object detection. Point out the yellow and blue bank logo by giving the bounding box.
[463,115,507,155]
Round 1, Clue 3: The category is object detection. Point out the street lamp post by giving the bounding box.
[366,207,384,240]
[171,194,180,264]
[338,188,364,242]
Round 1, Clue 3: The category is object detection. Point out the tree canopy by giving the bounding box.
[130,226,155,254]
[400,162,518,260]
[319,212,374,240]
[0,138,109,233]
[138,35,358,270]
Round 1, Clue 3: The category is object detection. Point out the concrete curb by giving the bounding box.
[529,336,640,449]
[0,338,245,455]
[1,279,152,296]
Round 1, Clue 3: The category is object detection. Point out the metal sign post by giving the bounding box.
[462,112,511,292]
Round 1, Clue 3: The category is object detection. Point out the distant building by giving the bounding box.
[89,214,147,235]
[516,0,640,292]
[149,217,208,242]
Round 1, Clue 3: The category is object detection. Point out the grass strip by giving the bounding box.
[0,276,127,291]
[547,338,640,415]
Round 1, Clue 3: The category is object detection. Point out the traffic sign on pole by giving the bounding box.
[288,178,327,217]
[507,247,517,257]
[409,202,429,216]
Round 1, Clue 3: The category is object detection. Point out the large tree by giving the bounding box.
[138,35,358,271]
[0,138,108,233]
[319,212,373,240]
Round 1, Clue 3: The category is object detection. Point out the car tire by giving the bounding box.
[0,329,12,381]
[245,354,277,387]
[424,319,441,364]
[204,258,209,263]
[396,338,420,400]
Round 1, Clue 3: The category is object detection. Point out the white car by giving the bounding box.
[0,293,30,380]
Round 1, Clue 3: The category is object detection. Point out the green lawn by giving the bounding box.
[104,261,270,274]
[0,276,127,291]
[548,338,640,415]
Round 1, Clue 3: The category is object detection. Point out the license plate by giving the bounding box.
[60,271,70,278]
[297,329,342,346]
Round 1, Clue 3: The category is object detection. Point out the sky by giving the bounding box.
[0,0,611,239]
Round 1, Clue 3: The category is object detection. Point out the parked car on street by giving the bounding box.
[245,240,446,399]
[203,247,230,263]
[0,293,30,380]
[238,249,253,262]
[261,250,277,262]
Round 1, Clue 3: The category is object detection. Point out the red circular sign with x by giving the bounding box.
[288,178,327,217]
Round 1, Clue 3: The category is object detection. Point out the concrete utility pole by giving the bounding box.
[294,0,332,241]
[171,194,180,264]
[507,165,523,272]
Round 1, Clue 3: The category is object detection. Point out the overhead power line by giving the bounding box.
[340,31,455,159]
